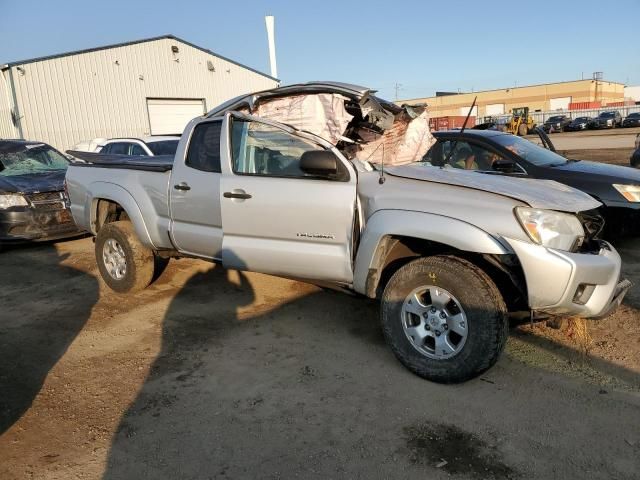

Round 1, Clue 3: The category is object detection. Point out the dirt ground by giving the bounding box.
[1,140,640,479]
[528,126,640,166]
[1,236,638,480]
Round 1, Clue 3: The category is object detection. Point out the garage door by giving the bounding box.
[459,105,478,117]
[147,98,206,135]
[485,103,505,115]
[549,96,571,111]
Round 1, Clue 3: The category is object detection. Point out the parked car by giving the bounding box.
[564,116,592,132]
[0,139,81,245]
[65,82,630,384]
[542,115,571,133]
[73,136,181,156]
[622,112,640,128]
[589,111,622,129]
[71,137,108,153]
[432,127,640,236]
[631,134,640,168]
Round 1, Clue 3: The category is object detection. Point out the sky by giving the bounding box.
[1,0,639,100]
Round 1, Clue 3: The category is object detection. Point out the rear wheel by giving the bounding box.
[95,221,155,293]
[381,256,508,383]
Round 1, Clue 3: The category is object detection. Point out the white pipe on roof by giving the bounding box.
[265,15,278,80]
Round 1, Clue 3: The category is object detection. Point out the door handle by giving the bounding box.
[174,182,191,191]
[224,191,252,200]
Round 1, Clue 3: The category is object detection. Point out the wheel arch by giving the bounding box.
[353,210,526,310]
[87,183,154,248]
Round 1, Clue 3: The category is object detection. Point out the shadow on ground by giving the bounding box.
[0,243,98,434]
[102,263,640,479]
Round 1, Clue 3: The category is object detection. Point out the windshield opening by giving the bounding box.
[492,135,568,167]
[0,144,69,176]
[147,140,179,155]
[600,112,616,118]
[547,116,564,122]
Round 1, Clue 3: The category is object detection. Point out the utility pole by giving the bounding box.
[394,83,403,101]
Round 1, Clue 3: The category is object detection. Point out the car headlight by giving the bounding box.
[613,184,640,202]
[515,207,585,251]
[0,194,28,209]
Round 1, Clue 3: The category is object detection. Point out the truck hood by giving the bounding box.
[386,164,601,212]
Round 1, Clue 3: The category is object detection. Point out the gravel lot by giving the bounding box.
[1,136,639,479]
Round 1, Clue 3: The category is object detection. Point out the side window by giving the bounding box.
[107,142,130,155]
[99,144,111,154]
[185,121,222,172]
[422,142,442,165]
[230,118,324,178]
[441,140,512,172]
[130,143,147,156]
[441,141,478,170]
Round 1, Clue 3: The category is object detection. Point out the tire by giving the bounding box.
[95,221,155,293]
[517,124,528,136]
[381,255,508,383]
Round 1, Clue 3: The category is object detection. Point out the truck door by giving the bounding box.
[220,113,357,283]
[169,118,224,259]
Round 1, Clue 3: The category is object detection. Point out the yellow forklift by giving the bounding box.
[505,107,536,136]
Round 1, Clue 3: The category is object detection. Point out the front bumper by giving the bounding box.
[590,122,614,129]
[0,207,81,243]
[504,238,630,319]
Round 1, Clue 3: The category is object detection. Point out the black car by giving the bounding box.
[0,140,81,245]
[589,111,622,129]
[542,115,571,133]
[564,116,592,132]
[632,134,640,168]
[425,129,640,236]
[622,112,640,128]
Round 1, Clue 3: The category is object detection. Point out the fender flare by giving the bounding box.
[86,182,155,248]
[353,209,510,297]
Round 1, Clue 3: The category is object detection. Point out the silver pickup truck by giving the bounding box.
[66,82,630,383]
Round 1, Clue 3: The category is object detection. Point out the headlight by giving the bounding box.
[613,184,640,202]
[0,194,28,209]
[515,207,585,251]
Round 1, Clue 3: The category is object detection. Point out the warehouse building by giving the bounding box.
[401,79,626,119]
[0,35,279,150]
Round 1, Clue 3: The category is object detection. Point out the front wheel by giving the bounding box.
[95,221,156,293]
[381,256,508,383]
[517,124,528,136]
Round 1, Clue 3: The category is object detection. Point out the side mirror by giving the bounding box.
[300,150,338,176]
[492,159,518,173]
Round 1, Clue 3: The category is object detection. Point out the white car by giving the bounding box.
[73,136,180,156]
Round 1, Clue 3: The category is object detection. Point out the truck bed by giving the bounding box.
[66,150,174,172]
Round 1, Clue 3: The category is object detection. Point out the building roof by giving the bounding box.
[400,78,625,103]
[1,34,278,82]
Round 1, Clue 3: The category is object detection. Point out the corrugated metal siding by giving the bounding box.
[0,70,17,139]
[10,38,278,150]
